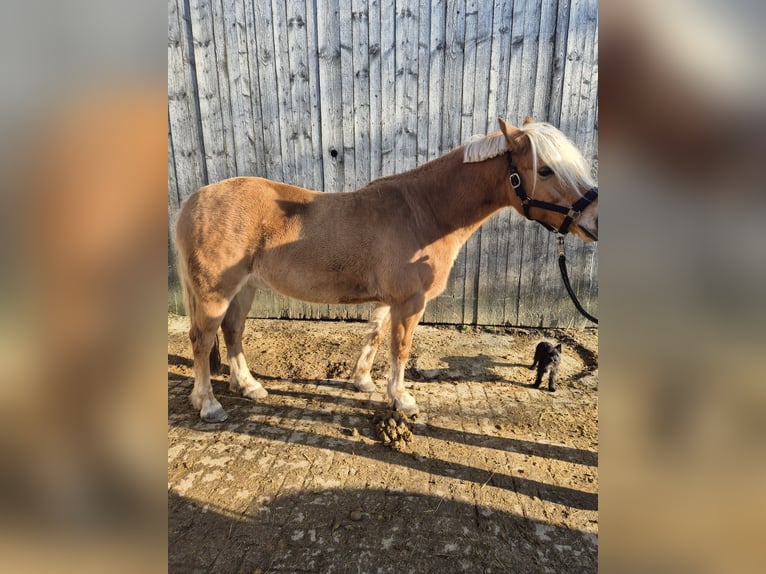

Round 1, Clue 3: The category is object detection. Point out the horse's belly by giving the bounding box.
[249,270,377,305]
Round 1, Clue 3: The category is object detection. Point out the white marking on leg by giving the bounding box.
[228,351,268,400]
[351,305,390,392]
[386,352,419,416]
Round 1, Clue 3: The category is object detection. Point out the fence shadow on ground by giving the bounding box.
[168,367,597,512]
[168,488,597,574]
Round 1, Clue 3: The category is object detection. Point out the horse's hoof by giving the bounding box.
[394,393,420,417]
[243,384,268,401]
[201,403,228,423]
[353,376,376,393]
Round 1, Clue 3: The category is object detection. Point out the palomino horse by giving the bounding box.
[174,117,598,422]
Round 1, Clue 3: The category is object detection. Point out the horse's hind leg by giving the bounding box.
[387,296,425,417]
[351,304,391,392]
[189,298,230,422]
[221,283,268,401]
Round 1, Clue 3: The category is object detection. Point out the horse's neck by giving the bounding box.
[417,152,510,243]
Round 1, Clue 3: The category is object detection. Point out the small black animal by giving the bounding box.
[529,342,561,392]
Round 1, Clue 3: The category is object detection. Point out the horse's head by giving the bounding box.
[499,117,598,242]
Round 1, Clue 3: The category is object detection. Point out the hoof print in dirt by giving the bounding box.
[373,410,414,451]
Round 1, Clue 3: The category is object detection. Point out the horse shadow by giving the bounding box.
[168,359,598,512]
[406,353,536,388]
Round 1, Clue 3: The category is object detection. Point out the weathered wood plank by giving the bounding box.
[286,0,315,190]
[251,0,284,183]
[351,0,371,185]
[368,0,383,180]
[189,0,230,183]
[219,0,257,177]
[394,0,418,173]
[304,0,324,190]
[339,0,357,191]
[416,0,431,165]
[379,0,396,177]
[425,0,445,163]
[168,0,206,199]
[271,0,298,185]
[316,0,345,192]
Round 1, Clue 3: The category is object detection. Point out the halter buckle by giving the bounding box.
[509,173,521,189]
[566,208,581,220]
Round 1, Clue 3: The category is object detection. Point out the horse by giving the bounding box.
[174,117,598,422]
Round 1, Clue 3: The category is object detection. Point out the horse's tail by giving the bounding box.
[174,207,222,375]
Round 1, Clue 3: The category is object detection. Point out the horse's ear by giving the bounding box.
[499,117,527,152]
[523,116,535,125]
[498,117,516,138]
[555,343,562,351]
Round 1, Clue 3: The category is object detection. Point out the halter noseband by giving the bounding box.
[507,152,598,236]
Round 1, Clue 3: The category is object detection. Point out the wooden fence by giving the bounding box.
[168,0,598,327]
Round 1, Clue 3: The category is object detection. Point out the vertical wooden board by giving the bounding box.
[220,0,258,177]
[573,0,598,158]
[564,240,598,328]
[472,0,493,135]
[351,0,371,186]
[303,0,324,190]
[339,0,356,190]
[168,0,207,199]
[271,0,298,185]
[316,0,345,192]
[286,0,315,190]
[487,0,512,126]
[241,0,267,177]
[210,0,237,180]
[531,0,558,121]
[252,1,285,182]
[368,0,383,181]
[516,0,541,119]
[516,225,560,327]
[426,0,445,162]
[189,0,229,184]
[379,0,396,176]
[476,209,517,326]
[558,0,588,137]
[504,0,527,124]
[459,0,477,141]
[442,0,465,152]
[394,0,418,174]
[548,0,571,124]
[499,210,527,325]
[416,0,431,165]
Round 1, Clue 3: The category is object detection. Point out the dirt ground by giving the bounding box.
[168,313,598,573]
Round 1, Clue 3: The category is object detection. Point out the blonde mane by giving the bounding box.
[463,122,596,194]
[462,131,507,163]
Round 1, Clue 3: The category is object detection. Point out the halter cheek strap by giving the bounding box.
[507,152,599,324]
[507,152,598,235]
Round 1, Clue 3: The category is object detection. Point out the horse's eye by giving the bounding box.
[538,166,554,177]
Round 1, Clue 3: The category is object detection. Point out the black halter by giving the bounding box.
[507,152,599,324]
[507,152,598,235]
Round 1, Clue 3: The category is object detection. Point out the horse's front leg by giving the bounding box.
[351,304,391,392]
[387,296,425,417]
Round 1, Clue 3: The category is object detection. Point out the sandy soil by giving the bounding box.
[168,314,598,573]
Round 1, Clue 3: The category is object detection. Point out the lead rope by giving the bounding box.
[557,235,598,324]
